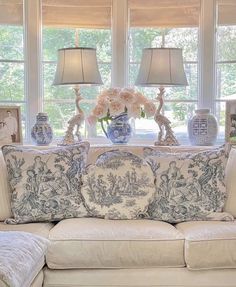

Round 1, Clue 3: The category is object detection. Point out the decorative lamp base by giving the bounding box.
[59,86,84,146]
[154,134,179,146]
[154,87,179,146]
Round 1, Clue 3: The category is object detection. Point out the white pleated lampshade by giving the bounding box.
[135,48,188,87]
[53,47,103,86]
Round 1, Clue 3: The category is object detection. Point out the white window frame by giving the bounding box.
[21,0,225,144]
[24,0,43,140]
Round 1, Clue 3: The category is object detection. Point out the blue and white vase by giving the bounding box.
[31,112,53,145]
[107,113,132,144]
[188,109,218,146]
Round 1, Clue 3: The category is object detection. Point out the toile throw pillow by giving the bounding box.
[143,147,234,223]
[2,142,90,224]
[81,150,156,219]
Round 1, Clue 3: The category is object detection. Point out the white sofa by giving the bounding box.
[1,145,236,287]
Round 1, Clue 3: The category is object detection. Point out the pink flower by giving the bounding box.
[119,89,135,106]
[103,88,121,99]
[89,88,153,121]
[109,100,125,116]
[92,104,107,119]
[97,97,109,108]
[144,101,156,117]
[135,92,148,105]
[128,104,142,119]
[86,115,97,126]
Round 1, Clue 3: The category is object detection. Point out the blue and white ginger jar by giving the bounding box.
[31,112,53,145]
[188,109,218,146]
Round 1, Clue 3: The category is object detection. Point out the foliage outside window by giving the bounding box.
[216,0,236,144]
[128,0,200,144]
[42,0,112,139]
[0,0,26,138]
[0,0,236,144]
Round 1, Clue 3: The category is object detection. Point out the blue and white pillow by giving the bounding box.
[81,150,155,219]
[143,147,234,223]
[2,142,90,223]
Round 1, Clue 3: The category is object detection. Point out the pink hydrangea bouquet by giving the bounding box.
[87,88,156,131]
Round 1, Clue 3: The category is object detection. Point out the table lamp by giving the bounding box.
[135,47,188,146]
[53,47,103,145]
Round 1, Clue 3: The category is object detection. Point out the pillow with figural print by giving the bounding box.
[81,150,155,219]
[2,142,90,224]
[143,147,234,223]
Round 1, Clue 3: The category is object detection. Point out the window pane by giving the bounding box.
[0,26,24,60]
[43,28,112,63]
[0,1,25,140]
[165,28,198,62]
[98,63,112,88]
[43,28,76,61]
[216,63,236,99]
[0,0,23,60]
[75,29,111,63]
[129,28,162,63]
[216,2,236,98]
[217,26,236,62]
[0,63,24,101]
[216,2,236,143]
[129,27,198,63]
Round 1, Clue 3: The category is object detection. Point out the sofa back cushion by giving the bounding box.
[0,151,12,220]
[81,150,156,219]
[224,147,236,217]
[144,147,233,223]
[2,142,90,224]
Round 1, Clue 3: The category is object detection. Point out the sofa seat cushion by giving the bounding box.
[47,218,185,269]
[0,222,54,238]
[176,221,236,270]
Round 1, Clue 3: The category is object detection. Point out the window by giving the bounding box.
[216,0,236,143]
[128,0,200,144]
[0,0,25,138]
[42,0,112,139]
[0,0,233,145]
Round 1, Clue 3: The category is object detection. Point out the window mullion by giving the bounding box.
[111,0,128,87]
[24,0,43,141]
[199,0,216,112]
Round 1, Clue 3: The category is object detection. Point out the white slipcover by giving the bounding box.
[176,221,236,270]
[47,218,185,269]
